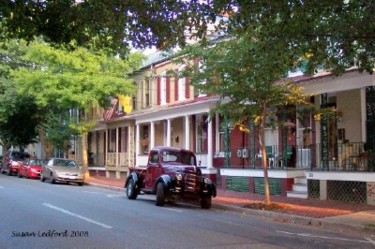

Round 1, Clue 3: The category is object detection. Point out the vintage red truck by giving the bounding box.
[124,146,216,209]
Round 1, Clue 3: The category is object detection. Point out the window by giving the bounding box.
[216,115,232,152]
[141,125,149,154]
[195,61,207,97]
[149,151,159,164]
[145,78,151,107]
[297,106,312,146]
[196,114,208,153]
[178,66,186,101]
[132,96,137,111]
[120,127,128,152]
[108,128,116,152]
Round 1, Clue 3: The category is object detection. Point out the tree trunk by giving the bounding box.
[38,128,54,158]
[259,111,271,205]
[81,132,90,179]
[1,142,10,165]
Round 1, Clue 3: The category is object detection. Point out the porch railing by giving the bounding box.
[235,142,375,172]
[106,152,129,168]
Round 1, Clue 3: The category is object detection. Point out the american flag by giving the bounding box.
[104,98,118,121]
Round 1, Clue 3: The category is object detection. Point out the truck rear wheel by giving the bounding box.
[155,182,165,206]
[126,178,138,200]
[201,196,212,209]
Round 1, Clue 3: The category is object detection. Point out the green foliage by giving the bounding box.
[1,1,373,74]
[0,37,143,151]
[41,110,78,151]
[11,39,143,110]
[181,33,310,127]
[0,1,215,53]
[0,93,39,148]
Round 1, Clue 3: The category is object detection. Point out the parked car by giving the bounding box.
[40,158,84,186]
[1,151,30,176]
[125,146,216,209]
[18,158,45,179]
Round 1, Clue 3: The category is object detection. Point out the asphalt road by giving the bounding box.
[0,173,374,249]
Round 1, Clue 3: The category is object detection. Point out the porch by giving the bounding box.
[228,142,375,172]
[215,142,375,205]
[88,152,130,179]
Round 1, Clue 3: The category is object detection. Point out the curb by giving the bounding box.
[86,182,125,192]
[211,202,375,235]
[87,182,375,234]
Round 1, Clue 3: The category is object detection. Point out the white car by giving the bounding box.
[40,158,84,186]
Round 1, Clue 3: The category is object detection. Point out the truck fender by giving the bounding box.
[201,178,217,197]
[124,172,139,188]
[154,174,171,192]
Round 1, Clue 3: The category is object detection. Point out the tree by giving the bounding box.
[181,33,310,205]
[0,40,41,153]
[0,80,40,155]
[9,38,143,175]
[0,0,216,54]
[1,1,374,74]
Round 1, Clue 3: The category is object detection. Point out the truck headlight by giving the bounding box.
[176,173,183,181]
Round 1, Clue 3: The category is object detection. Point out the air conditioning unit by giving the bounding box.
[236,149,242,158]
[242,148,248,158]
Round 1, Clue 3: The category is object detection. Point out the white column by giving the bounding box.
[135,124,140,165]
[105,129,108,165]
[207,118,213,169]
[150,121,155,148]
[105,129,109,178]
[361,88,366,142]
[184,115,190,150]
[115,127,119,168]
[215,114,220,152]
[166,119,171,147]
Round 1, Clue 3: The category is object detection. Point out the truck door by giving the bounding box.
[145,151,163,189]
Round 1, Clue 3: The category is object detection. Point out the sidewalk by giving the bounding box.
[85,175,375,235]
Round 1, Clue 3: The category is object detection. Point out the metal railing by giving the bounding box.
[234,142,375,172]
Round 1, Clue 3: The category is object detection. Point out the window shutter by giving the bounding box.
[166,76,171,103]
[156,76,161,105]
[174,76,179,101]
[185,77,190,99]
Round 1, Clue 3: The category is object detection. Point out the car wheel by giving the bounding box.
[155,182,165,206]
[7,170,11,176]
[40,173,46,182]
[201,196,212,209]
[78,182,83,186]
[126,178,138,200]
[50,174,55,184]
[18,171,22,178]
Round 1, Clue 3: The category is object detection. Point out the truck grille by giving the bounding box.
[184,173,197,192]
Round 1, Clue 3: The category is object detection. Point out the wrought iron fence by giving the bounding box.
[234,142,375,172]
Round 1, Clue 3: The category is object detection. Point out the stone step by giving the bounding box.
[294,176,307,185]
[287,191,308,199]
[292,183,308,192]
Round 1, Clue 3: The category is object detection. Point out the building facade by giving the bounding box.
[86,52,375,206]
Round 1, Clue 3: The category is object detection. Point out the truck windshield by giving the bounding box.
[161,150,197,166]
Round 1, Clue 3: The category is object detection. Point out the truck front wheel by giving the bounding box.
[126,178,138,200]
[155,182,165,206]
[201,196,212,209]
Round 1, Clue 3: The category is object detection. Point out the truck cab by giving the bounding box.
[125,146,216,209]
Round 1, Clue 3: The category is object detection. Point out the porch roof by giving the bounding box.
[291,68,375,95]
[133,95,220,124]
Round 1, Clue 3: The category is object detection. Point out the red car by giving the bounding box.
[18,159,44,179]
[1,151,30,176]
